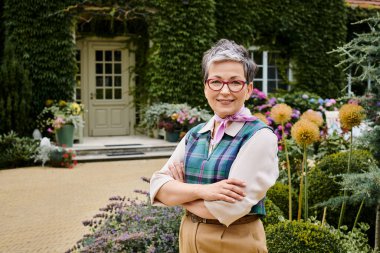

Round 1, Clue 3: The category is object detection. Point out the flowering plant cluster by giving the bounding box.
[141,103,212,133]
[59,147,78,169]
[247,90,347,143]
[34,138,78,169]
[67,178,183,253]
[156,104,212,133]
[37,99,84,137]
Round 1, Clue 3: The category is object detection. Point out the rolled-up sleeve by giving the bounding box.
[204,128,279,226]
[149,136,186,206]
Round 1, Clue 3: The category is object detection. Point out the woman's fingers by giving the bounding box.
[168,162,184,182]
[199,179,246,202]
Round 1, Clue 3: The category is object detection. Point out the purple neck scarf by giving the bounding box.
[211,107,257,146]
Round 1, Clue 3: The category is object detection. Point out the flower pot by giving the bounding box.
[165,130,180,142]
[56,124,75,147]
[49,149,64,167]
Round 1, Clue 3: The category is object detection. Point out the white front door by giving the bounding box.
[78,40,134,136]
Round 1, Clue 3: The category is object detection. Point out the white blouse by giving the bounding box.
[149,117,279,226]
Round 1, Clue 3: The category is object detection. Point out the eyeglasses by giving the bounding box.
[206,78,247,93]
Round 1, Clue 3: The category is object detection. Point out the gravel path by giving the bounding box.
[0,159,166,253]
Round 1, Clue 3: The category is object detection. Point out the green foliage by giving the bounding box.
[214,0,255,47]
[309,149,376,206]
[332,14,380,87]
[315,132,350,161]
[266,220,342,253]
[249,0,347,98]
[3,0,77,123]
[262,198,285,226]
[317,149,376,175]
[0,41,33,135]
[266,182,298,220]
[308,149,377,239]
[145,0,216,107]
[0,131,39,169]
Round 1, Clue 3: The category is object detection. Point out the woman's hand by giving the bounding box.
[198,179,246,203]
[166,162,185,182]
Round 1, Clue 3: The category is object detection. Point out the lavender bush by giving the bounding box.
[66,177,183,253]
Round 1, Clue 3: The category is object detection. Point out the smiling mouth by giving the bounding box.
[217,99,234,104]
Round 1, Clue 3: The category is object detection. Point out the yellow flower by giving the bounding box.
[270,103,293,124]
[291,119,320,147]
[339,103,365,130]
[253,113,269,125]
[171,113,179,121]
[45,99,54,107]
[300,109,324,127]
[70,102,81,115]
[58,100,67,108]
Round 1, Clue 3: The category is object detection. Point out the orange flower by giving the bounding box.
[300,110,324,127]
[270,103,293,124]
[291,119,320,147]
[339,103,365,130]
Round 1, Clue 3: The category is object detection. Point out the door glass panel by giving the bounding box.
[105,63,112,74]
[96,64,103,74]
[96,50,103,61]
[105,76,113,87]
[94,49,123,100]
[105,51,112,61]
[105,89,113,99]
[114,89,122,99]
[114,51,121,61]
[96,77,103,87]
[96,89,103,99]
[114,63,121,74]
[114,76,121,87]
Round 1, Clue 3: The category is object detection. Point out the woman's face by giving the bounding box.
[204,61,253,118]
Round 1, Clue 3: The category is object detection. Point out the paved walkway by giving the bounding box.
[0,159,167,253]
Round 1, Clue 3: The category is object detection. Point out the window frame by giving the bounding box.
[249,46,292,95]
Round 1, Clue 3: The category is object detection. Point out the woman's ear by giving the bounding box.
[246,82,253,100]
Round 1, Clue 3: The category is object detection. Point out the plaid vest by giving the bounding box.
[184,120,270,216]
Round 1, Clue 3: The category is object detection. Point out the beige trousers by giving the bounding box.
[179,215,268,253]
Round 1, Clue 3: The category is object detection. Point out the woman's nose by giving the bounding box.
[219,83,231,94]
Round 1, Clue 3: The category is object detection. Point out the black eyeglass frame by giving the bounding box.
[205,78,248,93]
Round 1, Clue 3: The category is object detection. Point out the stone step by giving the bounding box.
[72,143,177,162]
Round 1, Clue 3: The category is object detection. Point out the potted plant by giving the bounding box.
[37,100,84,147]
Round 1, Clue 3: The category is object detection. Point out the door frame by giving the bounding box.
[76,36,136,137]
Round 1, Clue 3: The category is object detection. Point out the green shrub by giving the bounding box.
[266,220,342,253]
[0,131,39,168]
[262,198,284,226]
[266,182,298,220]
[317,149,377,175]
[308,149,377,241]
[0,42,33,135]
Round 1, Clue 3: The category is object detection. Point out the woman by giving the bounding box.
[149,39,279,253]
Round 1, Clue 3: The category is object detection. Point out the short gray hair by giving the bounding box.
[202,39,257,83]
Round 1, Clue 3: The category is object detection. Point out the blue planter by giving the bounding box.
[56,124,74,147]
[165,130,180,142]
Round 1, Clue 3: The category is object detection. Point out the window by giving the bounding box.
[249,47,292,94]
[94,50,123,100]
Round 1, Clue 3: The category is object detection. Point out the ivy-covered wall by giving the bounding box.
[145,0,216,108]
[3,0,77,125]
[216,0,347,98]
[1,0,379,135]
